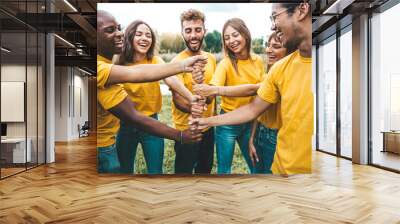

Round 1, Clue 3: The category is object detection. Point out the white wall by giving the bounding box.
[54,66,89,141]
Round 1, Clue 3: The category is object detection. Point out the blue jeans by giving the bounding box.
[216,110,254,174]
[253,123,278,174]
[116,114,164,174]
[97,144,120,173]
[174,127,214,174]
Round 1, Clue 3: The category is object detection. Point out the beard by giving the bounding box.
[184,36,204,53]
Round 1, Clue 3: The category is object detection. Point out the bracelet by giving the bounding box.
[180,131,183,144]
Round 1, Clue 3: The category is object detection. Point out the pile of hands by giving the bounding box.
[180,54,213,144]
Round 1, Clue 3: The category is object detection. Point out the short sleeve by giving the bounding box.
[256,56,266,81]
[257,65,279,104]
[155,56,165,64]
[209,60,227,86]
[97,84,128,110]
[97,60,113,89]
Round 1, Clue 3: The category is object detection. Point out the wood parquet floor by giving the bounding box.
[0,135,400,224]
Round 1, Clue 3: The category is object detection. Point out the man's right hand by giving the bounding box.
[181,129,202,144]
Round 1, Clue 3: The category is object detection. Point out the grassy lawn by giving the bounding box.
[133,95,250,174]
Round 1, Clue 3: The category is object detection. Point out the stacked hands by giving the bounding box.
[174,54,211,144]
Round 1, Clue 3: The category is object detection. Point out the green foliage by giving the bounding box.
[134,95,250,174]
[252,37,265,54]
[204,30,222,53]
[159,33,186,54]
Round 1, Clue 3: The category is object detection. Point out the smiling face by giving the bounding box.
[181,19,206,53]
[133,23,153,57]
[271,4,300,50]
[97,11,123,56]
[265,36,287,66]
[223,25,247,56]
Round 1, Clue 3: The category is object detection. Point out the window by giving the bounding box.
[370,2,400,171]
[339,27,352,158]
[317,35,337,154]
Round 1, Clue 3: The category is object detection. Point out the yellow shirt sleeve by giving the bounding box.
[97,84,127,110]
[257,65,279,104]
[209,59,227,86]
[97,60,113,89]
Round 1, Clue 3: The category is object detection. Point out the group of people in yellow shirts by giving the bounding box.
[97,1,313,175]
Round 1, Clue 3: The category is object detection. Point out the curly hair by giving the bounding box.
[180,9,205,27]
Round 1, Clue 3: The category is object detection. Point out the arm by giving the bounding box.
[164,76,194,102]
[106,55,207,86]
[193,83,260,98]
[172,90,192,114]
[190,96,271,130]
[248,120,259,165]
[109,97,201,143]
[219,84,260,97]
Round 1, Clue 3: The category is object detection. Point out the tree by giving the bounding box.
[204,30,222,53]
[159,33,185,54]
[251,37,264,54]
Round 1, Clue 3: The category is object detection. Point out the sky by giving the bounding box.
[97,3,273,39]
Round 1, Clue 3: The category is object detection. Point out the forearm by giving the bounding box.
[164,76,193,102]
[206,104,260,126]
[108,62,184,86]
[249,120,258,141]
[205,97,270,127]
[217,84,260,97]
[109,98,180,141]
[172,91,191,113]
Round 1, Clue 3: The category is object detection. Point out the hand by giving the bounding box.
[181,128,202,144]
[192,68,205,84]
[181,55,207,73]
[190,94,203,104]
[248,138,259,166]
[193,84,217,97]
[191,101,207,118]
[188,116,210,132]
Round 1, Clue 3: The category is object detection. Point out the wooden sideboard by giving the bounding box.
[382,131,400,154]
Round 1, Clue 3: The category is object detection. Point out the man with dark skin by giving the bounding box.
[96,10,206,173]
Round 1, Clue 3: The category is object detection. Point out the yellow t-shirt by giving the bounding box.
[97,55,113,89]
[258,74,282,130]
[257,50,313,175]
[123,56,164,116]
[210,54,265,112]
[97,55,127,147]
[171,50,217,131]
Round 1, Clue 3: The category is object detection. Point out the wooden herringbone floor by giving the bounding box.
[1,136,400,224]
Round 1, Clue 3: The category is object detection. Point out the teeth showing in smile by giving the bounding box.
[139,42,148,47]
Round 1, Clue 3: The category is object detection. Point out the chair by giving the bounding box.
[78,121,90,138]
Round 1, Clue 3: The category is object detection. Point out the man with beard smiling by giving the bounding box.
[96,10,206,173]
[190,2,313,175]
[169,9,217,174]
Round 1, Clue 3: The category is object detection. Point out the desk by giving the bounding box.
[1,138,31,163]
[382,131,400,154]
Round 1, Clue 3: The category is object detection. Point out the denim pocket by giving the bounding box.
[97,146,120,173]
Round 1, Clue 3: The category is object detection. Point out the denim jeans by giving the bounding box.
[253,123,278,174]
[216,110,254,174]
[174,127,214,174]
[97,144,120,173]
[116,114,164,174]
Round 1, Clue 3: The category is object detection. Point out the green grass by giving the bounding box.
[134,95,250,174]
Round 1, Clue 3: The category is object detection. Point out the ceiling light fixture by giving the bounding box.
[78,67,93,76]
[54,34,75,48]
[1,47,11,53]
[63,0,78,12]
